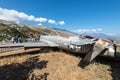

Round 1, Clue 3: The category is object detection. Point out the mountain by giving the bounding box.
[0,20,75,42]
[0,20,119,42]
[113,34,120,39]
[51,28,78,36]
[82,32,115,40]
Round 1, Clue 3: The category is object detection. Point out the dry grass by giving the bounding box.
[0,49,120,80]
[117,46,120,52]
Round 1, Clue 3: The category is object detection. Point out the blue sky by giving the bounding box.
[0,0,120,35]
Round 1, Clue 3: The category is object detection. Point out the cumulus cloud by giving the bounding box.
[16,21,20,24]
[98,28,102,31]
[58,21,65,25]
[48,19,56,24]
[48,19,65,25]
[0,8,35,21]
[0,8,47,22]
[0,8,65,25]
[76,29,90,33]
[35,17,47,22]
[37,23,42,26]
[74,28,102,33]
[91,29,97,32]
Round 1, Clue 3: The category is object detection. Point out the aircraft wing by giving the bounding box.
[0,42,59,49]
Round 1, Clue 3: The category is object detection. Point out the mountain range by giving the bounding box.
[0,20,119,42]
[0,20,75,42]
[85,32,120,40]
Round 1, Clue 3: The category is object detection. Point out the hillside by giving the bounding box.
[0,20,74,42]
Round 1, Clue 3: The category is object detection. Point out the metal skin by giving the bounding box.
[0,35,118,68]
[40,35,118,68]
[40,36,116,57]
[78,38,116,68]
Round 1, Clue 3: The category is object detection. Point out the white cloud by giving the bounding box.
[0,8,47,23]
[48,19,65,25]
[35,17,47,22]
[58,21,65,25]
[0,8,65,25]
[76,29,90,33]
[98,28,102,31]
[0,8,35,21]
[74,28,102,33]
[16,21,20,24]
[91,29,97,32]
[48,19,56,24]
[37,23,42,26]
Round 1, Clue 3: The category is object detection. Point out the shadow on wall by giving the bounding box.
[0,56,49,80]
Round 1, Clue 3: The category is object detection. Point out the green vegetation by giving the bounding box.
[0,25,29,41]
[0,20,71,42]
[42,29,52,33]
[0,21,57,42]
